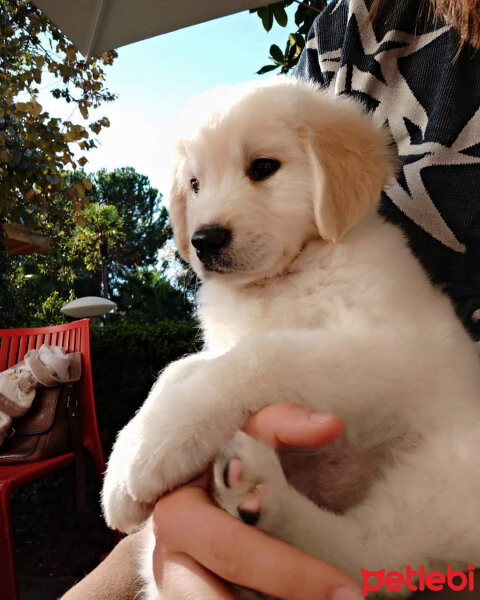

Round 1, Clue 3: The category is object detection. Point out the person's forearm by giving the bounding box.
[59,528,147,600]
[157,549,235,600]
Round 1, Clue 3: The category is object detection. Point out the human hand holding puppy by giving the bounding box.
[153,403,363,600]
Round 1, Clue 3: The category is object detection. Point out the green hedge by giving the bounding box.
[90,319,201,453]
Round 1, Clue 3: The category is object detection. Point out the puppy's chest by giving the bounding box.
[198,278,344,351]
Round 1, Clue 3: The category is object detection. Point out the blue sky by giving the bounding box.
[39,7,297,198]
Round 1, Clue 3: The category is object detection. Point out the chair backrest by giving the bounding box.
[0,320,89,369]
[0,320,104,462]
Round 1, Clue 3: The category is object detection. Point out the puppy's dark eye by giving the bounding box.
[248,158,281,182]
[190,178,199,193]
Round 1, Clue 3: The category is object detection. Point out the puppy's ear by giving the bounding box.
[168,167,190,261]
[304,100,394,242]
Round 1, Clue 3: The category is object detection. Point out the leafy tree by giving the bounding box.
[5,167,179,325]
[1,0,118,323]
[5,186,80,325]
[3,171,81,325]
[114,268,194,322]
[93,168,169,281]
[67,167,169,298]
[73,202,124,298]
[0,227,15,324]
[251,1,326,74]
[0,0,117,225]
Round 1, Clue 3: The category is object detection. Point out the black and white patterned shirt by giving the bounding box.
[294,0,480,340]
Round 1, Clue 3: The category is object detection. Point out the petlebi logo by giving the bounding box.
[361,565,476,597]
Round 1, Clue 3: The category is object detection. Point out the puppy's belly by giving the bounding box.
[229,438,415,600]
[227,445,386,600]
[278,438,406,514]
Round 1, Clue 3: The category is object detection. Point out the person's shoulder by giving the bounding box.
[293,0,349,84]
[311,0,349,50]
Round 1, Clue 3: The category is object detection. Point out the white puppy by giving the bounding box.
[102,76,480,599]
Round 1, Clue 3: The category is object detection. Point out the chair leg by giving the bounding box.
[73,448,88,518]
[84,439,106,486]
[0,483,19,600]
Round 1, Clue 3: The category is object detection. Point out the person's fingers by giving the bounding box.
[153,405,347,598]
[153,486,362,600]
[154,547,235,600]
[153,486,234,599]
[244,402,344,449]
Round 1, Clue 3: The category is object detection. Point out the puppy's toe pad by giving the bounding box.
[224,456,244,488]
[215,432,288,531]
[238,506,260,526]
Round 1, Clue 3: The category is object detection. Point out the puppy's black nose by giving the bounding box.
[191,225,231,259]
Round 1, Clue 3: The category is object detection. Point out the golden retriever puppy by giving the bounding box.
[102,77,480,599]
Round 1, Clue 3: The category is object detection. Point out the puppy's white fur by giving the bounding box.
[102,77,480,599]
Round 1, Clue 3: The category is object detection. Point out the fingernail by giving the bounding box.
[310,412,337,424]
[331,586,364,600]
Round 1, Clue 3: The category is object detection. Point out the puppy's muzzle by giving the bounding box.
[191,225,231,263]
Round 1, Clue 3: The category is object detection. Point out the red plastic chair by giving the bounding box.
[0,319,106,600]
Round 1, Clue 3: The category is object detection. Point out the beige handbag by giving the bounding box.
[0,345,81,446]
[0,384,77,464]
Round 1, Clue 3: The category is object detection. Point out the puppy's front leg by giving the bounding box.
[107,324,429,533]
[103,352,211,532]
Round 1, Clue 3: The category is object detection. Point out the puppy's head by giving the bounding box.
[168,77,394,286]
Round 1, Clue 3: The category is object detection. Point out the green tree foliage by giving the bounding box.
[0,0,117,223]
[6,167,185,326]
[93,168,169,280]
[114,268,194,322]
[4,176,80,325]
[0,0,117,323]
[0,227,15,324]
[73,202,124,298]
[90,319,200,447]
[67,167,170,298]
[251,1,326,74]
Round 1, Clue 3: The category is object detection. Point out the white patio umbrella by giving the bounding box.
[61,296,117,318]
[32,0,273,61]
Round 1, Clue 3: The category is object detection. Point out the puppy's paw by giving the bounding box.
[103,362,247,524]
[123,391,244,504]
[214,431,289,534]
[124,420,219,504]
[102,419,155,532]
[102,478,153,533]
